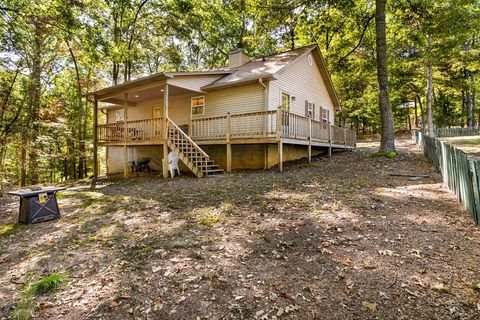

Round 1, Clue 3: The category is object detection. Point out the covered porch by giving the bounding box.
[88,73,216,181]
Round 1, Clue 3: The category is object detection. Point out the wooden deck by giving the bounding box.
[97,109,356,149]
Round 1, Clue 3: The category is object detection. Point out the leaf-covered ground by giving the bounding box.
[1,136,480,320]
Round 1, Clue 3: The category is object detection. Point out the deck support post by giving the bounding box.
[163,143,169,178]
[308,117,312,163]
[278,141,283,172]
[91,99,98,189]
[163,84,169,179]
[226,112,232,172]
[328,124,332,158]
[123,93,129,178]
[276,107,283,172]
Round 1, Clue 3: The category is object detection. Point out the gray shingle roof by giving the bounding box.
[202,45,317,90]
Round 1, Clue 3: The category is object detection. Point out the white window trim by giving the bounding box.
[191,95,205,116]
[322,107,329,123]
[115,109,124,122]
[307,101,314,118]
[280,91,291,111]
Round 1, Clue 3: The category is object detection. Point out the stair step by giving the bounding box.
[166,122,223,178]
[205,169,224,175]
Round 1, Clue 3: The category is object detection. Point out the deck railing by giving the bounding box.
[98,117,163,142]
[190,110,277,140]
[98,110,356,148]
[231,111,277,138]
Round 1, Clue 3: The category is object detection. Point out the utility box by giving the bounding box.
[8,187,65,224]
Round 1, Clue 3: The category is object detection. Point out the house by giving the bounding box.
[86,44,356,179]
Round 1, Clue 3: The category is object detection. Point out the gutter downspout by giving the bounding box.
[259,78,268,110]
[259,78,269,169]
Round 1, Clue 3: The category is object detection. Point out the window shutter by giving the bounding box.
[319,107,323,122]
[305,100,308,117]
[313,103,315,120]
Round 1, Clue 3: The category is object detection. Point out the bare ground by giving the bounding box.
[1,136,480,320]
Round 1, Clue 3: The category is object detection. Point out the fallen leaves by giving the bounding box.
[378,249,395,256]
[362,301,377,312]
[432,283,449,293]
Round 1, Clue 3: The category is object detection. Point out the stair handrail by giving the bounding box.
[166,117,210,159]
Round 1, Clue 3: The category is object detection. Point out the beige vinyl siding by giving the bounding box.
[199,83,265,118]
[268,52,335,123]
[168,75,222,92]
[106,92,192,126]
[106,82,264,125]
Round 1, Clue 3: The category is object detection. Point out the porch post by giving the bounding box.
[164,83,169,118]
[163,84,169,179]
[226,112,232,172]
[328,124,332,158]
[123,93,129,178]
[308,117,312,163]
[91,99,98,189]
[277,107,283,172]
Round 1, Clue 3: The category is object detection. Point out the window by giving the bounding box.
[116,109,124,122]
[322,108,329,123]
[306,101,314,118]
[281,92,290,110]
[191,96,205,115]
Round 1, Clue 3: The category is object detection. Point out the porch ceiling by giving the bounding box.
[101,84,196,107]
[100,84,197,109]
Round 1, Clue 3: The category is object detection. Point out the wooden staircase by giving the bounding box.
[166,118,223,178]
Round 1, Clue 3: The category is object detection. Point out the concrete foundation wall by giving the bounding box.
[106,143,327,174]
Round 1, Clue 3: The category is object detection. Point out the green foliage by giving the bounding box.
[370,151,398,158]
[199,216,221,227]
[29,273,65,295]
[12,272,66,320]
[0,223,24,238]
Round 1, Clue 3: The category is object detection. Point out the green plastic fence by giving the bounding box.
[434,127,480,137]
[412,130,480,226]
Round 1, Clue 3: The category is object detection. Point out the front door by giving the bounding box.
[152,105,163,119]
[152,105,164,138]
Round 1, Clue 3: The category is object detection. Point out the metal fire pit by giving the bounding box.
[8,187,66,224]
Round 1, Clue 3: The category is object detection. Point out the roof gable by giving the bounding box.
[271,46,340,110]
[201,45,316,90]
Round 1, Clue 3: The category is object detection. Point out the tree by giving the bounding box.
[375,0,395,152]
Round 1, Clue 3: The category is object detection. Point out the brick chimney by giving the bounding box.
[228,42,251,68]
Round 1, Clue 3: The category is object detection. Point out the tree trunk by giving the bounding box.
[426,37,435,136]
[22,20,43,186]
[416,94,425,132]
[414,96,418,128]
[67,40,85,179]
[375,0,395,152]
[407,107,412,131]
[470,72,476,127]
